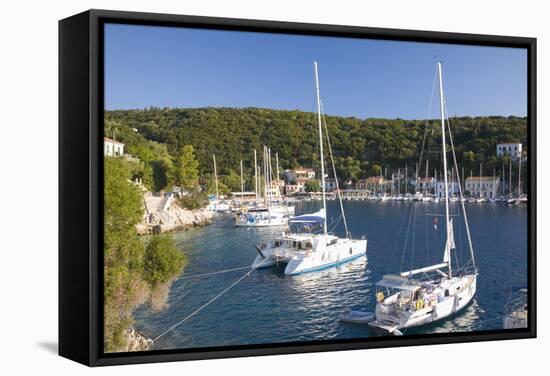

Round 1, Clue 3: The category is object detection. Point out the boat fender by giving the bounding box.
[376,292,385,302]
[415,300,424,311]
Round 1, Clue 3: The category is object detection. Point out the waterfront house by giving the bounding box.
[357,176,385,191]
[284,177,309,195]
[436,181,461,198]
[465,176,500,199]
[416,177,435,192]
[324,178,337,192]
[497,143,522,160]
[283,167,316,183]
[104,137,124,156]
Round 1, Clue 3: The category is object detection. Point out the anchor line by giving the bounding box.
[177,266,252,280]
[151,266,256,343]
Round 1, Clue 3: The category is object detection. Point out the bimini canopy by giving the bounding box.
[289,209,326,226]
[376,276,421,292]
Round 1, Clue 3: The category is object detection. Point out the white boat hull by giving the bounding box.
[235,208,291,227]
[370,275,477,332]
[253,236,367,275]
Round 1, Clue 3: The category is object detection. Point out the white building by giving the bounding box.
[436,181,461,198]
[497,143,522,160]
[283,167,315,183]
[104,137,124,156]
[465,176,500,199]
[324,178,337,192]
[416,177,435,192]
[284,178,309,195]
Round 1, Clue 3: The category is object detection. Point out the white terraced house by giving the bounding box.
[104,137,124,156]
[496,143,522,160]
[465,176,500,199]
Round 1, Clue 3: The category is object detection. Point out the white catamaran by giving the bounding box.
[251,61,367,275]
[369,62,478,334]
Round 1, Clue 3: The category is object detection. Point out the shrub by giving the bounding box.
[143,236,186,287]
[178,190,209,210]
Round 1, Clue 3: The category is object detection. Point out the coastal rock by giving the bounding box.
[137,193,213,235]
[125,328,153,352]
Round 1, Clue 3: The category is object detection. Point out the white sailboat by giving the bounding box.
[369,62,478,334]
[207,154,231,213]
[251,61,367,275]
[235,146,294,227]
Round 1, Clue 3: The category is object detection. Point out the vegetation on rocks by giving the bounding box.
[103,157,186,352]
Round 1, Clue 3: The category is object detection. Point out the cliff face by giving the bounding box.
[137,193,213,235]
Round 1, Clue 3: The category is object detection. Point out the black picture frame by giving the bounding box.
[59,9,537,367]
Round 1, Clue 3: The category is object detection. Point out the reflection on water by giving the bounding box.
[133,201,528,350]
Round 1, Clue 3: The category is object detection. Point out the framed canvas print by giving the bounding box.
[59,9,536,366]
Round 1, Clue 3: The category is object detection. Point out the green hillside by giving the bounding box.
[105,107,527,192]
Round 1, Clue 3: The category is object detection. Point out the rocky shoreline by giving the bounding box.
[124,328,153,352]
[137,193,213,235]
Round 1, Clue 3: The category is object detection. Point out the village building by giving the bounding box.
[497,143,522,160]
[436,181,461,198]
[356,176,385,191]
[283,167,316,183]
[284,177,309,195]
[416,177,435,192]
[324,178,338,192]
[465,176,500,199]
[104,137,124,156]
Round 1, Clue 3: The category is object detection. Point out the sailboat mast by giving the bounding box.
[405,165,408,195]
[240,160,244,201]
[479,163,483,198]
[263,145,268,206]
[275,152,280,199]
[398,168,401,195]
[434,168,437,197]
[491,169,497,200]
[518,158,522,197]
[266,146,273,207]
[508,160,513,197]
[437,62,452,278]
[254,149,258,201]
[213,154,219,198]
[314,61,328,235]
[424,160,429,197]
[502,164,505,196]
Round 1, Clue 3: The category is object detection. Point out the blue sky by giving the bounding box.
[104,23,527,119]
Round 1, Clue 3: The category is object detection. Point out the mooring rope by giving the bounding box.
[178,266,252,280]
[151,266,256,343]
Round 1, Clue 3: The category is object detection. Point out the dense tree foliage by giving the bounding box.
[105,107,527,188]
[305,179,321,192]
[178,189,210,210]
[171,145,200,190]
[144,236,186,286]
[103,157,187,352]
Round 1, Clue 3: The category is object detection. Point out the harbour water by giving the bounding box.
[134,201,528,350]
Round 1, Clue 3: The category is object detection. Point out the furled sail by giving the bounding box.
[443,218,456,263]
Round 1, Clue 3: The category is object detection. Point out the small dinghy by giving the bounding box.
[339,310,375,324]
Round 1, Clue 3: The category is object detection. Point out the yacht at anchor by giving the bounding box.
[251,61,367,275]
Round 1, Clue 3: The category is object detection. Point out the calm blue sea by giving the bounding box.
[133,201,528,350]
